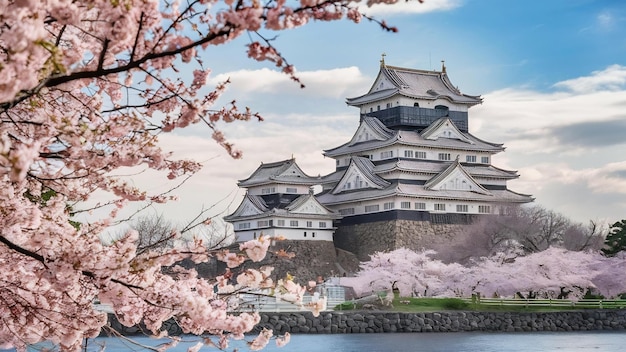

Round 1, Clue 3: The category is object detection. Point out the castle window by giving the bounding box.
[466,155,477,163]
[380,151,393,159]
[290,220,299,227]
[481,156,490,164]
[386,103,392,108]
[286,187,297,193]
[401,201,411,209]
[238,222,251,230]
[438,153,451,161]
[307,221,313,228]
[304,232,307,238]
[384,202,395,210]
[377,105,381,111]
[415,151,427,159]
[253,232,257,239]
[261,187,276,194]
[414,102,419,107]
[435,105,449,115]
[404,150,414,158]
[415,202,426,210]
[456,204,468,213]
[319,221,327,228]
[365,205,379,213]
[277,220,285,226]
[312,232,316,238]
[370,107,373,112]
[479,205,491,214]
[339,208,355,215]
[434,203,446,211]
[257,220,269,227]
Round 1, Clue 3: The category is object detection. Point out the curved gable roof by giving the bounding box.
[421,117,474,144]
[331,156,391,194]
[425,158,491,195]
[347,63,482,106]
[238,158,319,187]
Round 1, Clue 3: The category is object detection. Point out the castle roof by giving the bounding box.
[329,157,391,194]
[238,158,319,187]
[316,181,532,206]
[323,117,503,158]
[346,64,482,107]
[224,192,340,221]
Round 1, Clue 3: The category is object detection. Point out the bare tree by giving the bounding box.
[129,214,178,254]
[562,220,606,252]
[435,205,606,264]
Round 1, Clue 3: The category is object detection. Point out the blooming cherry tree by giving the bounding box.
[0,0,414,350]
[341,248,465,297]
[343,247,626,301]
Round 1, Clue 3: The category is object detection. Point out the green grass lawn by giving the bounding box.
[334,296,619,313]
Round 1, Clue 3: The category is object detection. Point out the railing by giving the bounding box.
[464,297,626,309]
[234,293,327,313]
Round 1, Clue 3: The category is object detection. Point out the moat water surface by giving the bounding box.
[12,331,622,351]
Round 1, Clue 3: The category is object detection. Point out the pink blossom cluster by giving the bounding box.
[342,247,626,300]
[0,0,408,350]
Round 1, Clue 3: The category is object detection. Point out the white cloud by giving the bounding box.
[208,66,370,98]
[473,65,626,155]
[356,0,462,16]
[515,162,626,196]
[596,11,615,30]
[553,64,626,93]
[471,65,626,220]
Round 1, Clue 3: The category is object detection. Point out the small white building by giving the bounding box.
[224,158,340,242]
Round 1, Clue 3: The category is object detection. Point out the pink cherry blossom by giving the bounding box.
[0,0,408,350]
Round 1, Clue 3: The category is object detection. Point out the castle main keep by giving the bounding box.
[225,59,533,261]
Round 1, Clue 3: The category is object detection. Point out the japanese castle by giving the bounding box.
[225,59,533,257]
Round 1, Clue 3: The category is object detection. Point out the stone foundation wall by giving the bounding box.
[106,310,626,336]
[334,220,465,261]
[254,311,626,334]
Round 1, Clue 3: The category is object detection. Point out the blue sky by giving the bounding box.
[107,0,626,233]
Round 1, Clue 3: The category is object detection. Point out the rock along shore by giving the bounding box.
[107,310,626,336]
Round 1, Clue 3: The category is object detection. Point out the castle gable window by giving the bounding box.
[380,151,393,159]
[261,187,276,194]
[339,208,355,215]
[365,205,379,212]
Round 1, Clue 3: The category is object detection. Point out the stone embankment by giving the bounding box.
[106,310,626,336]
[253,310,626,334]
